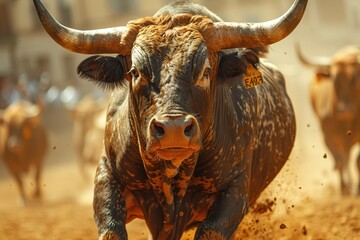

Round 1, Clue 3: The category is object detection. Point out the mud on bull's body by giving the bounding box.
[33,0,307,239]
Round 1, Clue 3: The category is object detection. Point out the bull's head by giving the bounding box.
[33,0,307,177]
[296,44,360,120]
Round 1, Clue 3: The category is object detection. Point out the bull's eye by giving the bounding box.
[195,66,211,88]
[203,67,212,80]
[130,67,140,79]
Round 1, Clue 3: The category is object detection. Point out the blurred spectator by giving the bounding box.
[0,76,20,109]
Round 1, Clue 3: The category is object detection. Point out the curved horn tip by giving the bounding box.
[33,0,128,54]
[33,0,46,15]
[215,0,308,49]
[295,43,331,68]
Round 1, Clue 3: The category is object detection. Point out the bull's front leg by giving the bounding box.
[357,152,360,195]
[195,172,249,240]
[33,160,43,199]
[13,173,28,205]
[93,156,127,240]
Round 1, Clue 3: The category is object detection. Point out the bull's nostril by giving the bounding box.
[154,123,165,138]
[184,123,194,137]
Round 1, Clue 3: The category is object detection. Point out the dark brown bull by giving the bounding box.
[296,45,360,195]
[0,100,48,205]
[34,0,307,239]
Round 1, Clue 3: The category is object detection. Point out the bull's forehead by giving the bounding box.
[332,46,360,64]
[331,54,360,78]
[127,14,217,64]
[132,28,212,85]
[135,24,206,60]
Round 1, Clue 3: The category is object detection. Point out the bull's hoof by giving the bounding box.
[197,230,226,240]
[99,231,123,240]
[196,226,226,240]
[32,189,42,199]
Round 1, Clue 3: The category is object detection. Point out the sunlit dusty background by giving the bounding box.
[1,0,360,239]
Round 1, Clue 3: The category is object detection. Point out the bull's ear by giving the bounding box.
[217,49,260,84]
[77,55,128,90]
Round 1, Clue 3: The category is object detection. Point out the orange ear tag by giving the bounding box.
[243,64,264,89]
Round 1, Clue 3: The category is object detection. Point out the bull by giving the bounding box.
[68,95,107,179]
[296,44,360,195]
[0,100,48,205]
[33,0,307,239]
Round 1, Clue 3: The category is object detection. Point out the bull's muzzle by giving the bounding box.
[148,114,201,162]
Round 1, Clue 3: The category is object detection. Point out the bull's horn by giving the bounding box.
[295,43,331,67]
[33,0,127,54]
[214,0,308,49]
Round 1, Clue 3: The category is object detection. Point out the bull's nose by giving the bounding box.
[150,115,199,148]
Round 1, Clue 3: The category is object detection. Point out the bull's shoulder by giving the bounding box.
[258,59,286,89]
[104,89,143,170]
[105,89,131,148]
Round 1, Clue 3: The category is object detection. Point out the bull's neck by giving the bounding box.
[202,86,238,149]
[143,154,198,238]
[128,91,147,153]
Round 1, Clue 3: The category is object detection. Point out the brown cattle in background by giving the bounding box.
[0,100,48,205]
[68,95,107,179]
[297,45,360,195]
